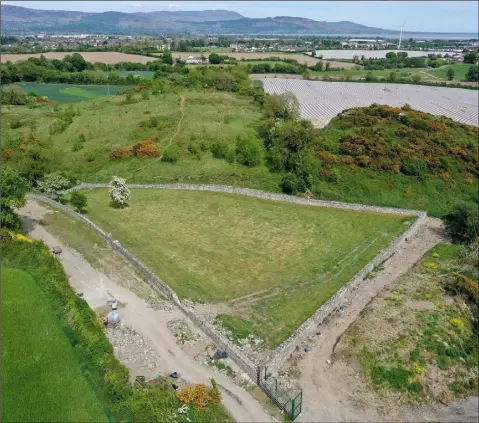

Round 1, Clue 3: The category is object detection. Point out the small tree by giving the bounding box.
[70,191,87,213]
[1,86,27,105]
[463,52,478,64]
[108,176,130,208]
[465,65,479,81]
[447,67,455,81]
[162,49,173,65]
[325,62,330,71]
[37,171,71,199]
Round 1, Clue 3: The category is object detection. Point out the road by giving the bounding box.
[18,200,274,423]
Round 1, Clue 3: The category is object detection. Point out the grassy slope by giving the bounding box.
[79,188,409,346]
[426,63,472,81]
[1,267,108,423]
[2,91,476,217]
[312,116,478,217]
[338,243,478,403]
[2,90,280,190]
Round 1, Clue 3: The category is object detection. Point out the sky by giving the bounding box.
[3,1,479,33]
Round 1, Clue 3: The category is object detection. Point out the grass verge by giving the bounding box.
[1,267,108,423]
[0,233,233,422]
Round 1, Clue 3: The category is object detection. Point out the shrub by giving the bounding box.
[70,191,87,213]
[263,92,301,120]
[210,141,230,159]
[161,148,180,163]
[355,155,371,167]
[132,138,159,158]
[177,379,222,411]
[10,119,22,129]
[37,171,71,199]
[281,172,305,195]
[72,142,84,152]
[401,157,428,178]
[110,148,133,160]
[1,86,27,105]
[446,203,479,243]
[235,136,262,167]
[108,176,130,208]
[141,90,150,100]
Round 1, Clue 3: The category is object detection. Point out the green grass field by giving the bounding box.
[9,83,126,102]
[78,188,410,346]
[424,63,472,81]
[1,267,107,423]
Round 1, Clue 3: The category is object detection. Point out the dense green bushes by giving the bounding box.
[1,237,132,421]
[446,203,479,244]
[1,236,233,422]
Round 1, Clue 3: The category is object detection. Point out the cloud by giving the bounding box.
[130,3,145,8]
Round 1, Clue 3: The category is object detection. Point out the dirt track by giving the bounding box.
[294,217,479,422]
[18,200,273,423]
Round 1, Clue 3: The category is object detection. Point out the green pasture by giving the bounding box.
[78,188,410,346]
[1,267,107,423]
[424,63,472,81]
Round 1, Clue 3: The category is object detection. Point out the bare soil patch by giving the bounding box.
[1,52,155,64]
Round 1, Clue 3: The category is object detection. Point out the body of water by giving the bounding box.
[312,50,457,60]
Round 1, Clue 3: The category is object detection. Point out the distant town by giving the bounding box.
[1,33,478,57]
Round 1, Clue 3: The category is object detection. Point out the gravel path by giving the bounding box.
[294,217,478,422]
[18,200,274,423]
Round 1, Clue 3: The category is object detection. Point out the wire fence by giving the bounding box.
[258,367,302,421]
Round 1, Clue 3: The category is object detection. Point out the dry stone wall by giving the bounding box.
[36,184,427,377]
[263,212,426,374]
[64,183,425,216]
[28,193,259,380]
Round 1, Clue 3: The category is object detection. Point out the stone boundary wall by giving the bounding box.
[64,183,425,216]
[263,212,426,374]
[39,184,427,377]
[28,193,259,380]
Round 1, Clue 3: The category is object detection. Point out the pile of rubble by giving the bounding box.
[105,323,161,374]
[166,318,203,346]
[146,296,174,312]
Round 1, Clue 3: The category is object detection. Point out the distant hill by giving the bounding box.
[1,4,476,36]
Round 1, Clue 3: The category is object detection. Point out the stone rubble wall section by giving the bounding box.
[28,193,259,381]
[39,184,427,376]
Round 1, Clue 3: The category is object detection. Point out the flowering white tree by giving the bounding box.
[108,176,130,208]
[37,171,71,199]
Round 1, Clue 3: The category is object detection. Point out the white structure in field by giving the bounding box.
[257,78,479,127]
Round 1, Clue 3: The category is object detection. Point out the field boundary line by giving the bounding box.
[63,183,426,217]
[32,184,427,402]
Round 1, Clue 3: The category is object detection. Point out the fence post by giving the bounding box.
[291,397,295,421]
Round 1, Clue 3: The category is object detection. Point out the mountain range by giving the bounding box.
[1,5,475,36]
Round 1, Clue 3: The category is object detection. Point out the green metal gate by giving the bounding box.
[258,367,303,421]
